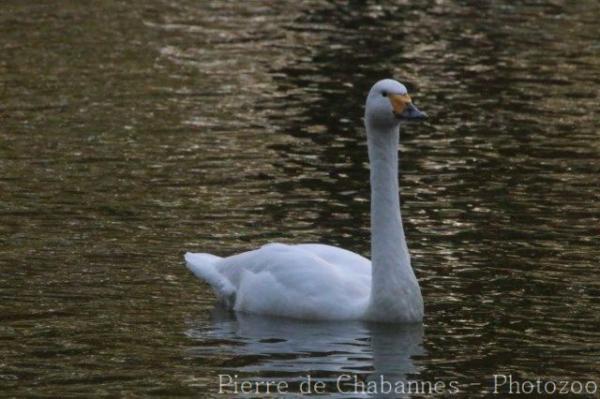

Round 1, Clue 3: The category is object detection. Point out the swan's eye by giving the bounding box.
[382,91,388,97]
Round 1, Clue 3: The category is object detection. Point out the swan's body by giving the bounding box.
[185,79,427,323]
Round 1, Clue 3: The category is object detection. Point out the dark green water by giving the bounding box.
[1,1,599,397]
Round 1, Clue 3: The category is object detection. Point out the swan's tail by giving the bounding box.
[184,252,236,307]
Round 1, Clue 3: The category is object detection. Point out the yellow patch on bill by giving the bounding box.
[389,94,412,114]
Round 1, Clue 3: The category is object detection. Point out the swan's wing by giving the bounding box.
[294,243,371,276]
[190,243,371,320]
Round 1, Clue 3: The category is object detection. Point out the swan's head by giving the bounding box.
[365,79,427,129]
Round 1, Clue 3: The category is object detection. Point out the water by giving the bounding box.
[1,0,599,397]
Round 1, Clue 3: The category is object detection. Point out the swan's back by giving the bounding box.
[185,243,371,320]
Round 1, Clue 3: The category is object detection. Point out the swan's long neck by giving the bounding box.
[366,123,422,322]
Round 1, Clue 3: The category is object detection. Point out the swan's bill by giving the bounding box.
[389,94,427,120]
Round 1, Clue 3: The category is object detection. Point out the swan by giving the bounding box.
[185,79,427,323]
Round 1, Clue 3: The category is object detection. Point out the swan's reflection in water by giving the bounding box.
[186,307,424,397]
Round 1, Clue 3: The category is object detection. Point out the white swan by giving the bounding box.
[185,79,427,323]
